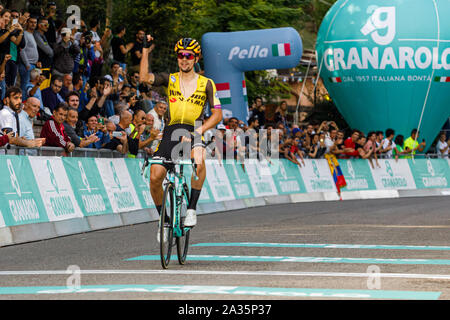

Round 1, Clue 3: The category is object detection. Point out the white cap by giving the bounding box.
[61,28,71,35]
[217,124,227,130]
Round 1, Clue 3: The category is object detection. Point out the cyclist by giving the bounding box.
[139,36,222,240]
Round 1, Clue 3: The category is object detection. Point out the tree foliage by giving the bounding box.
[62,0,335,104]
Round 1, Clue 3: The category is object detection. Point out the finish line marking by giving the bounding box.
[125,255,450,265]
[0,270,449,280]
[192,242,450,251]
[0,284,440,300]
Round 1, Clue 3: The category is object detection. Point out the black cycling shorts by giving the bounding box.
[153,124,205,170]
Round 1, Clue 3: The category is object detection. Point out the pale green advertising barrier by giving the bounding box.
[0,156,449,229]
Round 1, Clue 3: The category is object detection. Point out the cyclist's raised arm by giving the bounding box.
[139,35,165,85]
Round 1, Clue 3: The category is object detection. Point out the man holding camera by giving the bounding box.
[52,27,80,77]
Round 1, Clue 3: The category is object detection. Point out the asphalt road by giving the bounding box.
[0,196,449,301]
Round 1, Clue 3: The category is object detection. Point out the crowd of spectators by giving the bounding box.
[204,98,449,166]
[0,2,448,163]
[0,2,167,156]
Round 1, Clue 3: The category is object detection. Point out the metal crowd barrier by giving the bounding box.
[0,146,147,158]
[0,145,445,160]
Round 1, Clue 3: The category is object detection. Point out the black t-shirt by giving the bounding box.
[111,36,125,63]
[131,40,143,66]
[0,28,22,62]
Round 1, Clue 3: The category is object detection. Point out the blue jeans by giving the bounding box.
[104,99,115,118]
[18,63,36,98]
[0,80,6,101]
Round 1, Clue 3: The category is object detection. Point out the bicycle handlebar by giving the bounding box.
[141,157,199,180]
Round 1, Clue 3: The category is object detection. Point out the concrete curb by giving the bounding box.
[1,188,449,247]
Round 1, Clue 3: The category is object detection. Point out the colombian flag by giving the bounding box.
[325,154,347,197]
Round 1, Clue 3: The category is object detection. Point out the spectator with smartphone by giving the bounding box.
[0,9,25,87]
[404,128,426,159]
[102,109,130,154]
[81,115,110,149]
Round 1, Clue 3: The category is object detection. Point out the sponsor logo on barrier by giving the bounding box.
[28,157,83,221]
[343,160,372,190]
[370,159,415,190]
[6,159,40,223]
[94,159,142,213]
[76,161,107,214]
[299,160,334,192]
[421,159,447,187]
[9,166,38,221]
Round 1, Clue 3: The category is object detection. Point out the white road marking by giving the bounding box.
[0,269,449,280]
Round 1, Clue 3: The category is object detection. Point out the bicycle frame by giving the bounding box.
[142,157,196,237]
[165,165,191,238]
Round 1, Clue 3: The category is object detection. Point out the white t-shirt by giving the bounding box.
[324,136,334,154]
[437,140,449,158]
[382,138,396,158]
[0,106,18,134]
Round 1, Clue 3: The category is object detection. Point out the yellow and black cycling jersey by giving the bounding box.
[152,72,222,127]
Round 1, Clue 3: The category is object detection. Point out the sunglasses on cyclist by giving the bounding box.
[177,52,195,60]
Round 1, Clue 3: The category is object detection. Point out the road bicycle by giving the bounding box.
[142,156,197,269]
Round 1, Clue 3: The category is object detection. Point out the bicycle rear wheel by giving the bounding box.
[160,183,175,269]
[176,183,190,265]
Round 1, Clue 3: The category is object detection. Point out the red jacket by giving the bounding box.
[40,116,71,149]
[0,134,9,147]
[344,137,359,157]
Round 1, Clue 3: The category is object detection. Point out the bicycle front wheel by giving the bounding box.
[176,183,190,265]
[160,183,175,269]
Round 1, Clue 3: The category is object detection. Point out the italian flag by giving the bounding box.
[329,77,342,83]
[272,43,291,57]
[216,82,231,105]
[434,76,450,82]
[242,80,247,102]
